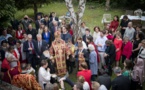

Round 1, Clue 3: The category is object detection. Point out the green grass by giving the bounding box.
[15,2,124,31]
[14,2,135,90]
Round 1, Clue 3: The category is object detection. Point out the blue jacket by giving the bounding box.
[89,50,98,75]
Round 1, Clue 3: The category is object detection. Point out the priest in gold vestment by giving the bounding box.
[49,31,70,76]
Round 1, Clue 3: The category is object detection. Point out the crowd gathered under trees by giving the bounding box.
[0,11,145,90]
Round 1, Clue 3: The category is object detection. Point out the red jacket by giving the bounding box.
[16,30,25,39]
[122,41,132,59]
[1,58,10,70]
[69,29,73,36]
[109,20,119,32]
[77,70,92,90]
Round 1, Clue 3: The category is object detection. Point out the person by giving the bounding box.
[133,24,145,40]
[106,30,114,40]
[16,40,26,63]
[73,82,83,90]
[16,25,25,40]
[53,83,60,90]
[38,60,51,89]
[86,36,100,63]
[49,21,59,40]
[44,83,54,90]
[132,33,143,61]
[5,46,21,73]
[42,26,52,46]
[0,40,9,52]
[26,24,37,40]
[138,39,145,74]
[83,29,92,44]
[35,34,48,64]
[91,81,107,90]
[124,22,135,41]
[112,67,131,90]
[21,15,33,31]
[1,30,12,41]
[122,60,132,79]
[97,70,111,90]
[93,26,100,42]
[2,53,20,83]
[66,24,73,36]
[77,62,92,89]
[88,44,98,81]
[113,32,122,66]
[21,33,28,43]
[49,12,59,22]
[61,26,72,43]
[0,46,5,62]
[95,30,108,71]
[77,76,90,90]
[75,42,89,70]
[66,39,75,74]
[12,63,42,90]
[49,30,70,76]
[122,37,132,63]
[35,15,42,31]
[75,37,87,49]
[43,15,50,28]
[131,58,144,90]
[120,15,130,37]
[38,23,45,34]
[109,15,119,32]
[23,34,37,69]
[1,54,11,72]
[104,40,116,76]
[80,22,88,36]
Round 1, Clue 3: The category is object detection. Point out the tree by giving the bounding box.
[65,0,86,39]
[0,0,16,27]
[15,0,51,19]
[105,0,110,11]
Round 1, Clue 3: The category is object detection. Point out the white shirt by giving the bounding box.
[82,41,88,49]
[83,81,90,90]
[95,36,108,52]
[98,85,107,90]
[38,67,51,89]
[93,32,100,42]
[138,47,145,59]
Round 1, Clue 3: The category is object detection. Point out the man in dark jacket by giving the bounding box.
[97,70,111,90]
[112,67,131,90]
[104,40,116,76]
[26,24,37,40]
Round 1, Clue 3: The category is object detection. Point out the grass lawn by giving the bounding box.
[15,1,145,90]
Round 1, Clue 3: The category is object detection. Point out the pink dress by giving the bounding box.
[114,38,122,61]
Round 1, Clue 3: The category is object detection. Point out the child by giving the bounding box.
[26,64,35,76]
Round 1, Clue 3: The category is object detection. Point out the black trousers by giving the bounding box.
[120,29,125,37]
[27,54,36,69]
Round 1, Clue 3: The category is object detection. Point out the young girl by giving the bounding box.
[122,60,132,79]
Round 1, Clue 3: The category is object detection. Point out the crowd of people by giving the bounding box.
[0,12,145,90]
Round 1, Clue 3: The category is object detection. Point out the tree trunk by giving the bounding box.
[106,0,110,11]
[65,0,86,40]
[33,2,38,20]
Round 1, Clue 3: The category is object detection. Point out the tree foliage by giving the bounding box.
[15,0,51,18]
[0,0,16,27]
